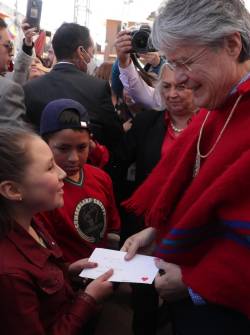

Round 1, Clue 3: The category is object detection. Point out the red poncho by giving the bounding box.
[124,79,250,317]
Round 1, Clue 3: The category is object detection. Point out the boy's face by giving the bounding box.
[48,129,90,177]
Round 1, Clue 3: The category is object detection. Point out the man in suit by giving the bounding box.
[24,23,122,149]
[0,18,26,124]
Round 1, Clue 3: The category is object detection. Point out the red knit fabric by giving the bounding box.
[34,30,46,57]
[123,80,250,317]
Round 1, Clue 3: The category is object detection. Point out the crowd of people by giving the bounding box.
[0,0,249,334]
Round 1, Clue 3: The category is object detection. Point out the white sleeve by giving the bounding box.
[119,62,162,110]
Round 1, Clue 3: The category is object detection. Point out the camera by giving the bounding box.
[26,0,43,30]
[130,25,157,53]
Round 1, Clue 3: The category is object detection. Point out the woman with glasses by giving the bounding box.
[112,61,197,218]
[108,62,197,335]
[122,1,250,334]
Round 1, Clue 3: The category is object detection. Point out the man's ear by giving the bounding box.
[76,46,84,60]
[0,181,23,202]
[224,32,242,60]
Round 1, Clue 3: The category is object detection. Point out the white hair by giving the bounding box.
[152,0,250,61]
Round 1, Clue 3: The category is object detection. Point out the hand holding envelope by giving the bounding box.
[80,248,159,284]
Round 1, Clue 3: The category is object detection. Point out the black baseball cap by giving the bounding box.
[40,99,90,136]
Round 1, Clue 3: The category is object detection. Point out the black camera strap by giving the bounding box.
[130,53,157,88]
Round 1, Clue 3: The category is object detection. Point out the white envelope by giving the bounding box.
[80,248,159,284]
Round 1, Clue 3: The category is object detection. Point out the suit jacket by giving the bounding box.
[0,76,26,124]
[112,109,166,240]
[23,63,123,149]
[112,109,166,189]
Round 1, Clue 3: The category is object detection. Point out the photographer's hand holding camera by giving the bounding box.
[114,29,162,109]
[138,52,161,68]
[114,30,132,68]
[138,52,164,76]
[115,27,161,70]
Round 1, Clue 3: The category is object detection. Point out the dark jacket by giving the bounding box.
[113,109,166,188]
[112,109,166,241]
[23,63,122,149]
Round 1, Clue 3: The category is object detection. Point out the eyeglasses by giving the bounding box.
[0,41,14,53]
[166,47,207,72]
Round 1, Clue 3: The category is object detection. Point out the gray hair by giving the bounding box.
[152,0,250,61]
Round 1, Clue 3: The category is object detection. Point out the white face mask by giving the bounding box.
[87,57,98,75]
[80,47,97,74]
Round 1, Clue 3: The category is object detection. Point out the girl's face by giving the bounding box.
[19,136,66,215]
[29,57,48,80]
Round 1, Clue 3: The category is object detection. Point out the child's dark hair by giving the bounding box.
[0,126,37,237]
[58,108,82,124]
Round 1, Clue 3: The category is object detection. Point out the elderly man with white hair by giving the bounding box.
[122,1,250,334]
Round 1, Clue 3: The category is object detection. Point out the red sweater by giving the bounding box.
[124,79,250,317]
[38,164,120,262]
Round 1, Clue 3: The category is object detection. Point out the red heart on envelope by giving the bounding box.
[141,277,149,282]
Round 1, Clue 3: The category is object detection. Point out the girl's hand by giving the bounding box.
[68,258,97,283]
[85,269,114,303]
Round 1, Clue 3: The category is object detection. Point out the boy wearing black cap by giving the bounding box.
[38,98,120,262]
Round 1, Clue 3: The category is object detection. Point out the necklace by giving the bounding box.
[193,94,243,177]
[170,108,199,134]
[170,121,185,133]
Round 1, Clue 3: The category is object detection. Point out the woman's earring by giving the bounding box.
[19,195,22,201]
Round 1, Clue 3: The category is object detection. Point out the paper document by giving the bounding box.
[80,248,158,284]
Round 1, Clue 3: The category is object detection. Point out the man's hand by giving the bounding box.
[138,52,161,68]
[121,227,157,260]
[123,118,133,132]
[114,30,132,68]
[21,20,37,47]
[154,259,188,302]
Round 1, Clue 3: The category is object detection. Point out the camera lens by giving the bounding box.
[132,31,149,50]
[130,25,157,53]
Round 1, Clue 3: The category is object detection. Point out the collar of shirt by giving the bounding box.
[56,61,75,66]
[7,220,63,269]
[230,71,250,95]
